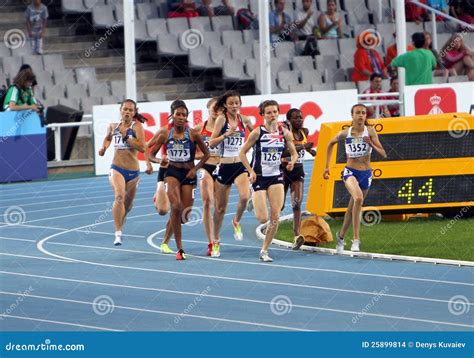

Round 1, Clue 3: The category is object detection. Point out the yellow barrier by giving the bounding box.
[306,112,474,217]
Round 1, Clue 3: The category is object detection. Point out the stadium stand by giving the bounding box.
[0,0,471,116]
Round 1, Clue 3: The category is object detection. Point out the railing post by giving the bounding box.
[54,126,61,162]
[431,10,438,51]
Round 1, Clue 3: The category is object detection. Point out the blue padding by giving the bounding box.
[0,110,45,138]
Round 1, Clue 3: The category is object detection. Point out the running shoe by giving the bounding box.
[113,237,122,246]
[291,235,305,250]
[335,231,344,254]
[176,249,186,260]
[232,219,243,241]
[211,240,220,257]
[351,240,360,252]
[160,243,174,254]
[259,250,273,262]
[206,243,212,256]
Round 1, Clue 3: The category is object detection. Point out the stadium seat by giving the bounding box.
[210,46,231,66]
[157,33,187,56]
[301,69,323,85]
[10,46,31,57]
[211,16,234,32]
[190,17,213,33]
[277,70,300,91]
[289,83,312,93]
[243,30,259,43]
[135,20,153,42]
[338,38,357,55]
[61,0,88,14]
[292,56,315,72]
[110,80,126,98]
[66,83,88,99]
[245,58,259,78]
[312,82,335,91]
[22,55,44,72]
[34,70,55,88]
[80,97,102,114]
[231,43,253,59]
[249,0,260,15]
[54,69,76,86]
[58,97,80,109]
[136,2,158,20]
[146,92,167,102]
[84,0,106,12]
[274,42,296,59]
[167,18,189,34]
[324,68,346,83]
[448,75,469,83]
[189,47,220,71]
[75,67,99,87]
[222,30,244,45]
[3,56,23,77]
[335,81,356,90]
[147,18,167,38]
[92,5,115,29]
[318,40,339,55]
[223,59,252,81]
[203,31,222,48]
[315,55,338,71]
[0,43,11,57]
[270,58,291,74]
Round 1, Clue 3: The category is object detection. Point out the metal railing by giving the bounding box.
[358,92,401,119]
[46,114,92,164]
[410,1,474,50]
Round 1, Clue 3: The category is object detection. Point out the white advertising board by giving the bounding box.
[404,82,474,116]
[93,90,358,175]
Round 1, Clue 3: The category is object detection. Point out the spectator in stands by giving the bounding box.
[455,3,474,32]
[2,68,39,112]
[318,0,343,39]
[352,32,388,82]
[167,0,199,18]
[295,0,317,40]
[18,64,38,95]
[197,0,235,16]
[391,32,437,85]
[270,0,298,44]
[385,32,414,70]
[386,76,400,117]
[362,73,390,118]
[423,31,458,79]
[405,0,429,23]
[25,0,48,55]
[426,0,449,21]
[439,33,474,80]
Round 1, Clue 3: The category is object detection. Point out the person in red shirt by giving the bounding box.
[352,32,388,83]
[386,76,400,117]
[385,32,415,70]
[362,73,390,119]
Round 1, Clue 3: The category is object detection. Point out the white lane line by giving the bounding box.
[0,291,309,331]
[34,211,474,287]
[0,225,145,238]
[0,184,157,203]
[148,228,474,287]
[0,313,121,331]
[14,237,474,305]
[0,271,472,329]
[0,191,241,216]
[0,252,72,263]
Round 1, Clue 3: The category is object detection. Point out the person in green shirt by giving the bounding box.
[3,68,39,112]
[391,32,437,85]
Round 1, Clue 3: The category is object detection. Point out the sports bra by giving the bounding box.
[345,126,372,158]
